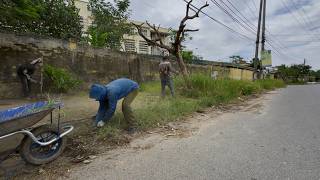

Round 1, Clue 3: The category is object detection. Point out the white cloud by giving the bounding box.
[129,0,320,69]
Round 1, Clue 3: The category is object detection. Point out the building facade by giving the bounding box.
[74,1,171,55]
[74,0,93,33]
[122,20,171,55]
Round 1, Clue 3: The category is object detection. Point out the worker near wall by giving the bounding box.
[16,58,43,97]
[89,78,139,133]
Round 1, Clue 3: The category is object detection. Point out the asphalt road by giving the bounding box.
[68,85,320,180]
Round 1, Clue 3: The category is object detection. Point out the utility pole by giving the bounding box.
[254,0,264,79]
[261,0,267,79]
[303,58,306,82]
[261,0,266,51]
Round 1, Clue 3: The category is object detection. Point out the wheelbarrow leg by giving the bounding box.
[50,111,53,125]
[58,106,61,134]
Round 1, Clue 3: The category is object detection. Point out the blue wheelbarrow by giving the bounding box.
[0,101,74,165]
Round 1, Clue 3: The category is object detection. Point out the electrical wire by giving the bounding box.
[245,0,258,20]
[227,0,288,50]
[223,0,257,32]
[183,0,305,63]
[280,0,319,41]
[266,40,303,61]
[210,0,257,35]
[182,0,255,41]
[214,0,288,51]
[288,0,320,40]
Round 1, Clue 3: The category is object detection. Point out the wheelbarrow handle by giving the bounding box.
[0,125,74,146]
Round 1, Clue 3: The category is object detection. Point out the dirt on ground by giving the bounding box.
[0,92,266,180]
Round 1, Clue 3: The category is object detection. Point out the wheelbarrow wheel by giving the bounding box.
[20,125,67,165]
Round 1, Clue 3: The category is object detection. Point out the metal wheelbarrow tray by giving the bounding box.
[0,101,74,165]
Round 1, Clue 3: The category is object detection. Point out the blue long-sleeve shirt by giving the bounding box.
[89,78,139,123]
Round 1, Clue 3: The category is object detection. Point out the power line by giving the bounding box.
[233,1,286,51]
[251,0,258,12]
[280,0,318,41]
[270,34,320,36]
[257,0,318,51]
[224,0,256,28]
[183,0,305,64]
[210,0,257,35]
[218,0,257,33]
[215,0,288,51]
[209,0,290,61]
[244,0,258,20]
[182,0,255,41]
[279,40,320,43]
[288,0,320,40]
[266,40,303,61]
[206,4,246,34]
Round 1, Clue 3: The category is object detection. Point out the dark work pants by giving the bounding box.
[122,89,139,127]
[161,77,174,97]
[19,76,31,97]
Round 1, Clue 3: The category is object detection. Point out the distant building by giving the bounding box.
[74,1,171,55]
[122,20,171,55]
[74,0,93,33]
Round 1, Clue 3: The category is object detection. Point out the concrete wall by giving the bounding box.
[241,69,254,81]
[0,33,255,98]
[0,33,163,98]
[0,33,211,98]
[212,65,254,81]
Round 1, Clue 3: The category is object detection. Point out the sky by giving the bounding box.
[127,0,320,69]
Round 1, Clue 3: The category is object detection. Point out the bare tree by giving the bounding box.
[132,0,209,85]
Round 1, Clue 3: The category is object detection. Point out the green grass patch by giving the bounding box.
[99,74,285,138]
[256,79,286,90]
[134,97,199,130]
[175,74,263,103]
[139,81,161,94]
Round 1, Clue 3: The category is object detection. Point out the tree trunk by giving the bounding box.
[175,52,190,87]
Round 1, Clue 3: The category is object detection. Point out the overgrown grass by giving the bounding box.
[98,74,286,138]
[44,65,82,93]
[256,79,286,90]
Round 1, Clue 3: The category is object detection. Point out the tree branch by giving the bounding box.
[145,21,165,46]
[186,0,193,17]
[188,2,209,19]
[174,1,209,51]
[184,29,199,32]
[131,23,172,52]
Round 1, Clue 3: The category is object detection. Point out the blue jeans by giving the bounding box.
[161,78,174,97]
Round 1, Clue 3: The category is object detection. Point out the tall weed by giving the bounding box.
[44,65,82,92]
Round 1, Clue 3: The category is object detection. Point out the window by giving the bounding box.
[141,28,148,36]
[139,40,148,54]
[124,39,136,52]
[129,28,137,35]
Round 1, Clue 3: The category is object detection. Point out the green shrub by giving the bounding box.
[44,65,82,92]
[176,74,259,99]
[256,79,286,90]
[175,74,284,107]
